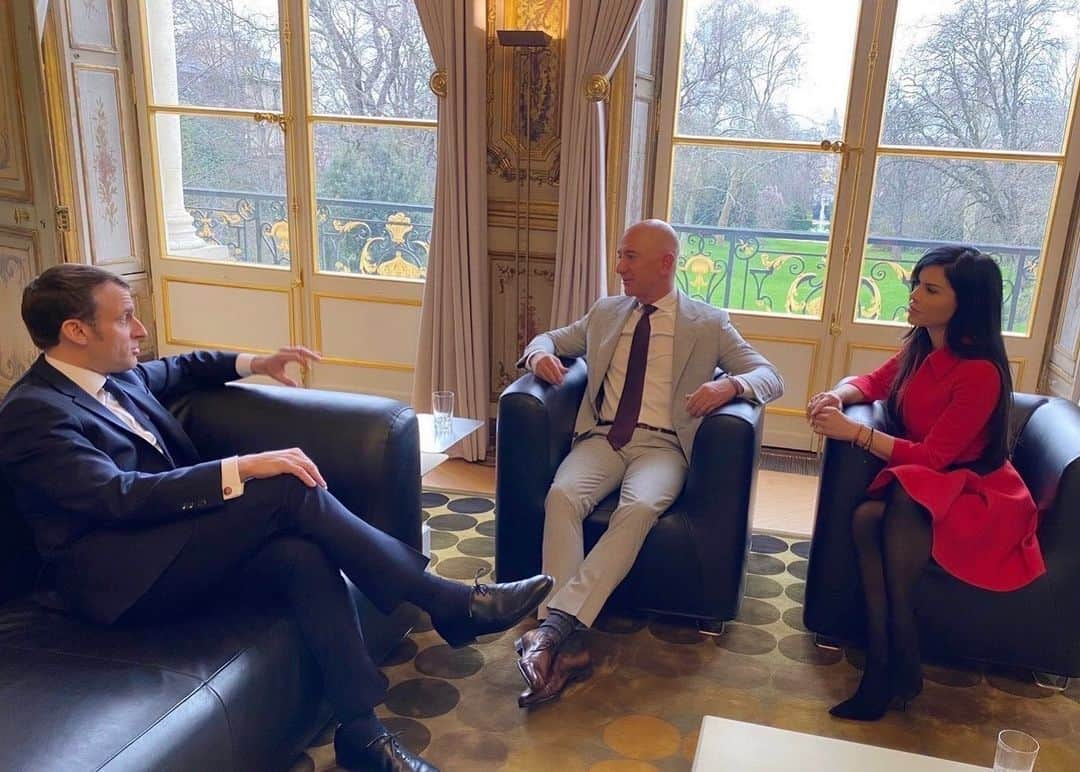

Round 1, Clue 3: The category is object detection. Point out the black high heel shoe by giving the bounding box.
[889,667,923,711]
[830,662,893,721]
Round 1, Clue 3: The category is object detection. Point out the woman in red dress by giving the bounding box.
[806,246,1045,721]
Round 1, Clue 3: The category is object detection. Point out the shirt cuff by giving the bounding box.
[731,375,757,402]
[235,353,256,378]
[221,456,245,500]
[525,351,543,371]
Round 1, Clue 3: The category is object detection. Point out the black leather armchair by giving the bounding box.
[495,358,764,623]
[804,392,1080,682]
[0,382,421,771]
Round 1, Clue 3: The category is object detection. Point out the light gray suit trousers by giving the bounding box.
[521,292,783,627]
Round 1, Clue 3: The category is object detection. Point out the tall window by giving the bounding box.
[859,0,1079,333]
[308,0,436,279]
[667,0,860,319]
[143,0,437,280]
[661,0,1080,332]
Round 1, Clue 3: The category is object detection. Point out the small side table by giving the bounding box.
[416,414,485,558]
[417,414,485,476]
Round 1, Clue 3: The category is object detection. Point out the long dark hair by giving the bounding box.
[885,246,1013,468]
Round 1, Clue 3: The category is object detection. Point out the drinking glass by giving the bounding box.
[432,391,454,434]
[993,729,1039,772]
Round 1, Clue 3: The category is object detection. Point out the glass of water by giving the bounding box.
[993,729,1039,772]
[432,391,454,434]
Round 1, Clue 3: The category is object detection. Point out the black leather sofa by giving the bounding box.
[495,358,763,623]
[804,392,1080,682]
[0,383,421,771]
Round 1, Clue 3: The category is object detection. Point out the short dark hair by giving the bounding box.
[21,264,130,350]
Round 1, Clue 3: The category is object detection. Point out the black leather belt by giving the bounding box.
[596,420,676,436]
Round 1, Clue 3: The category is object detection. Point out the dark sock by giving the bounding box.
[539,608,580,647]
[338,710,386,746]
[405,570,471,619]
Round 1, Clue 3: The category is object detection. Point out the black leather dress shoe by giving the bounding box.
[335,731,439,772]
[434,573,553,647]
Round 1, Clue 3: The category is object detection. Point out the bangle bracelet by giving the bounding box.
[850,425,865,448]
[863,427,875,451]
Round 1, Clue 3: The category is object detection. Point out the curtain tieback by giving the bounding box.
[583,74,610,102]
[429,69,447,98]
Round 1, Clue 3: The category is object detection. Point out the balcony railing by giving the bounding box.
[183,187,433,279]
[671,224,1038,333]
[180,189,1038,332]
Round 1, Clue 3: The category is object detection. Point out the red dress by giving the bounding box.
[849,348,1045,591]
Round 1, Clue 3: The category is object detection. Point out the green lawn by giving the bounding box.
[675,233,1030,332]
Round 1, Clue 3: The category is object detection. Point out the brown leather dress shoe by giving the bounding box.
[515,626,561,690]
[517,637,592,708]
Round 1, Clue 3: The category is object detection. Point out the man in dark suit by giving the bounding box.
[0,264,551,772]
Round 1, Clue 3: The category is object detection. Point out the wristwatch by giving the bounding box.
[724,374,744,397]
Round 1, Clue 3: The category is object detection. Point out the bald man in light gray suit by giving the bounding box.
[514,219,783,706]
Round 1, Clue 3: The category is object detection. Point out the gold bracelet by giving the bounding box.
[863,427,875,451]
[850,425,866,448]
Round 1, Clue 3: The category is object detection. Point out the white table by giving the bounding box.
[416,414,485,557]
[417,414,485,476]
[691,716,989,771]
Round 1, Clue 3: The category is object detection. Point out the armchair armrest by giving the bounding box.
[495,358,587,582]
[803,401,887,640]
[1012,396,1080,573]
[170,383,421,548]
[682,399,764,616]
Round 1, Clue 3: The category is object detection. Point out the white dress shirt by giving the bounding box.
[598,289,678,430]
[45,353,255,501]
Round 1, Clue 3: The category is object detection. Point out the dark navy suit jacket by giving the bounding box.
[0,352,240,623]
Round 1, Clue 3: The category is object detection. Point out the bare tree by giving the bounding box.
[876,0,1078,245]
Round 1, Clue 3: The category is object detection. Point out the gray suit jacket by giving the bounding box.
[519,292,783,461]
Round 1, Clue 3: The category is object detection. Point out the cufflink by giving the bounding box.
[223,486,232,496]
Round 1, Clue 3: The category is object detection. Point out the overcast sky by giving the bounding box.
[681,0,1080,133]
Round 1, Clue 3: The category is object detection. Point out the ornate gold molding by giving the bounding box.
[429,69,447,98]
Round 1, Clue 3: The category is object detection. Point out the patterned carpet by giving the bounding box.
[292,490,1080,771]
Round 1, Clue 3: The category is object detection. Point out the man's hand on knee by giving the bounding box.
[238,448,327,489]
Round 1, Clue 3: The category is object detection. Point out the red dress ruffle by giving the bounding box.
[849,349,1045,592]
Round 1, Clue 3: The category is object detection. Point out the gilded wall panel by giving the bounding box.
[0,3,32,202]
[0,228,40,391]
[490,252,556,399]
[487,0,565,187]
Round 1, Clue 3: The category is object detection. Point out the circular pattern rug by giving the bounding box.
[291,490,1080,771]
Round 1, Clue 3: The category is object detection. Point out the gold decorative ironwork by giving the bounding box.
[358,212,429,279]
[584,74,610,102]
[429,69,447,98]
[683,253,714,294]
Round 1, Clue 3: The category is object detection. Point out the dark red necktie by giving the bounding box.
[607,304,657,450]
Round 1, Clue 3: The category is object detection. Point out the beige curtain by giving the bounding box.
[550,0,644,328]
[412,0,489,460]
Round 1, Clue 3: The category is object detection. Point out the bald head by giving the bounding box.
[615,219,680,303]
[627,219,680,258]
